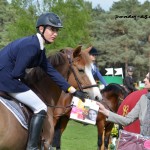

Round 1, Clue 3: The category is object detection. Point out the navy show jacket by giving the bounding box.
[0,35,70,93]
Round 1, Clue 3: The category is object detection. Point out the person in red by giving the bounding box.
[117,89,148,134]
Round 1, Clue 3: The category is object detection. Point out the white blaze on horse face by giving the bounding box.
[85,65,102,100]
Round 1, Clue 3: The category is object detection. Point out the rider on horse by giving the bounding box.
[0,12,86,150]
[88,46,107,87]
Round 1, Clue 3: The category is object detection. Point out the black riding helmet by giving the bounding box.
[36,12,63,43]
[36,12,63,28]
[89,47,99,56]
[127,66,134,72]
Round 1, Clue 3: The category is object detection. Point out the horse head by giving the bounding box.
[101,83,126,112]
[59,45,102,101]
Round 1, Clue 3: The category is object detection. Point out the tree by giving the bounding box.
[7,0,37,40]
[3,0,92,53]
[47,0,92,50]
[0,0,16,48]
[88,0,150,80]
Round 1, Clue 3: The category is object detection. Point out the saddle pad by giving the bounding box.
[0,96,28,130]
[117,130,150,150]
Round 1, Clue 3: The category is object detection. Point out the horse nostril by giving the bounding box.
[95,96,100,101]
[83,92,89,99]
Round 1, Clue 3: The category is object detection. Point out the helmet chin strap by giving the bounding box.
[40,26,51,44]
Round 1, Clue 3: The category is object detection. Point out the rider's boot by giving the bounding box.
[26,110,46,150]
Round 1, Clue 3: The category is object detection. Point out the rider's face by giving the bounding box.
[39,26,59,43]
[128,71,133,76]
[89,54,96,62]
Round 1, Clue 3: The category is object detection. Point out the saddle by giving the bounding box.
[0,91,12,100]
[0,91,32,128]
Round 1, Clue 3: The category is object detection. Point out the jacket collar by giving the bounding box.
[36,33,44,50]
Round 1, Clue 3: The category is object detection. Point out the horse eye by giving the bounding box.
[78,68,84,73]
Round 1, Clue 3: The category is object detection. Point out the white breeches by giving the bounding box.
[8,90,47,114]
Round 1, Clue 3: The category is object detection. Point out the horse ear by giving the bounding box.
[84,46,93,53]
[73,45,82,58]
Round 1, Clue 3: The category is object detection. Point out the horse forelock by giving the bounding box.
[111,83,128,98]
[71,51,92,86]
[102,83,125,98]
[60,47,73,56]
[79,51,92,66]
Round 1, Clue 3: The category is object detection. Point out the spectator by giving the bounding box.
[124,66,138,94]
[87,46,107,87]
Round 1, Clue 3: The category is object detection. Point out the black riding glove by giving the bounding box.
[73,90,87,102]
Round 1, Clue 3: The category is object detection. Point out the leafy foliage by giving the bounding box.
[0,0,17,47]
[1,0,150,80]
[89,0,150,79]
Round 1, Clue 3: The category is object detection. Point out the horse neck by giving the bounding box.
[23,68,63,106]
[102,94,120,113]
[113,95,123,112]
[38,77,62,105]
[54,62,70,80]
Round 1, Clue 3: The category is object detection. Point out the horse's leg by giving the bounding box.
[52,108,63,150]
[42,108,55,150]
[0,103,28,150]
[104,123,114,150]
[52,118,62,150]
[60,115,70,133]
[52,111,63,150]
[52,115,70,150]
[104,131,111,150]
[52,93,72,150]
[96,120,105,150]
[59,115,70,150]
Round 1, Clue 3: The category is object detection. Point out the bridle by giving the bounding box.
[67,54,98,91]
[47,51,99,117]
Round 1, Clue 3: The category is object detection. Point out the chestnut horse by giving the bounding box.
[0,46,101,150]
[97,83,127,150]
[52,83,127,150]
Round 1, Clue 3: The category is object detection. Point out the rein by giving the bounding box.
[82,84,98,89]
[47,103,74,117]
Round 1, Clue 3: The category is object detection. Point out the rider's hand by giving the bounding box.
[67,86,87,102]
[73,90,87,102]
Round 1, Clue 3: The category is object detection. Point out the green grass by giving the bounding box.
[61,120,98,150]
